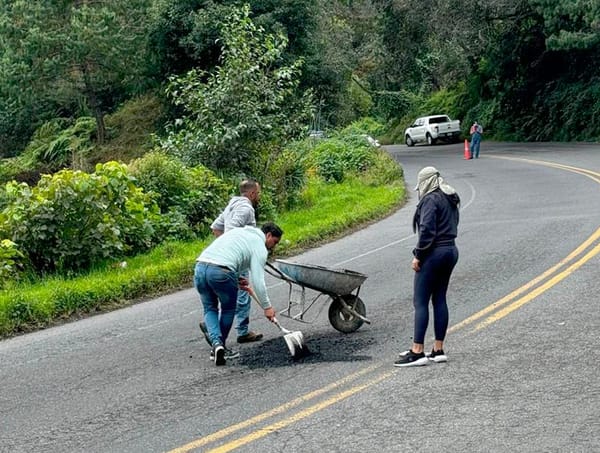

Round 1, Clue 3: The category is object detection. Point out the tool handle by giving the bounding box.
[247,287,293,333]
[247,286,280,324]
[271,317,292,335]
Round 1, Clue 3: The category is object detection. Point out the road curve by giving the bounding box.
[1,142,599,453]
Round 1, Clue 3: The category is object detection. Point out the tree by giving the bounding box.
[147,0,320,80]
[532,0,600,50]
[161,4,314,174]
[0,0,151,152]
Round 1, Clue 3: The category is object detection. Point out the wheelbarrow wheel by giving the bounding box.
[328,295,366,333]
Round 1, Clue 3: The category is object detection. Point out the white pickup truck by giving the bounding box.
[404,115,461,146]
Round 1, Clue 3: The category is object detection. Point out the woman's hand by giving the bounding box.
[412,257,421,272]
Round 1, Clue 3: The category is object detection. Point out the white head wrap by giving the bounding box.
[414,166,456,199]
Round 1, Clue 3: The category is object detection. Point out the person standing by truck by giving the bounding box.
[469,121,483,158]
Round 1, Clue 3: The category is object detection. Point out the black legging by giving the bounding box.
[413,245,459,344]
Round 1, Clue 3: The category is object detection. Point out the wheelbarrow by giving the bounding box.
[266,259,371,333]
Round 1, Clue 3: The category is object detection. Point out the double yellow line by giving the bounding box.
[169,157,600,453]
[168,364,391,453]
[449,158,600,333]
[450,226,600,333]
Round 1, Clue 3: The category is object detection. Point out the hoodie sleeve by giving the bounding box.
[210,211,225,231]
[412,196,437,260]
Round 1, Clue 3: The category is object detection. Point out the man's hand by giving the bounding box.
[264,307,275,321]
[411,257,421,272]
[238,277,249,291]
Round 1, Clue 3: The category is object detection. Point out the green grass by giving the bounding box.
[277,177,404,253]
[0,177,405,338]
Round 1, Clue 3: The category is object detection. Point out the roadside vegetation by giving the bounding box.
[0,150,403,338]
[1,0,598,336]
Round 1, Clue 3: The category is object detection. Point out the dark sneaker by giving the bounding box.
[427,349,447,363]
[224,347,240,359]
[199,321,211,347]
[237,331,264,343]
[213,345,225,366]
[210,347,240,361]
[394,350,429,367]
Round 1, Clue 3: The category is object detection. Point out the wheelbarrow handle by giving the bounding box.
[265,261,295,283]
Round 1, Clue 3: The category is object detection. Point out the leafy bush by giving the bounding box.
[128,151,190,212]
[339,117,386,137]
[128,151,230,237]
[184,165,232,233]
[309,140,347,182]
[263,147,308,209]
[0,239,25,287]
[309,138,376,183]
[0,162,160,274]
[360,150,404,186]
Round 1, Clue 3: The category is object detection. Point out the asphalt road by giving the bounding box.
[1,142,599,453]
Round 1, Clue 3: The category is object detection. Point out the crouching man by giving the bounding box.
[194,222,283,366]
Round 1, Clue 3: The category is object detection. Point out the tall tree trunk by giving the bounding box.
[81,62,105,145]
[93,107,106,145]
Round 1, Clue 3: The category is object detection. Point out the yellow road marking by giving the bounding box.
[167,365,382,453]
[449,226,600,333]
[494,156,600,182]
[474,243,600,330]
[207,372,393,453]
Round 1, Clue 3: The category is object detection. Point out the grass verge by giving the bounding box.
[0,178,405,338]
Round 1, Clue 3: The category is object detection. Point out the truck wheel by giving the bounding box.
[426,134,435,145]
[405,135,414,147]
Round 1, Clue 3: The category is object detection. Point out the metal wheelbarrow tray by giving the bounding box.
[266,259,371,333]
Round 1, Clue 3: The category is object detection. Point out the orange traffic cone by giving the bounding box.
[463,139,470,159]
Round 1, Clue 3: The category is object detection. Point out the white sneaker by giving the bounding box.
[210,347,239,361]
[213,345,225,366]
[427,349,448,363]
[394,350,429,367]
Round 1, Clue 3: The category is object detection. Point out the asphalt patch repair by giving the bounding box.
[234,331,377,369]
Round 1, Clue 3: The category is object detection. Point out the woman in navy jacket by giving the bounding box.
[395,166,460,367]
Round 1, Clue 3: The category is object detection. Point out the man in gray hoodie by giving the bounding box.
[199,179,264,349]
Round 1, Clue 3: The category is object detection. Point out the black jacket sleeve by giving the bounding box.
[412,196,437,260]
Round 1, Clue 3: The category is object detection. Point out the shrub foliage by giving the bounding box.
[0,162,160,274]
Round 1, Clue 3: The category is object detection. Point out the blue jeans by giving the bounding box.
[413,245,459,344]
[194,262,238,347]
[470,133,481,158]
[235,271,251,336]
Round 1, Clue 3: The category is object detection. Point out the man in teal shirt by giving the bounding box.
[194,223,283,366]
